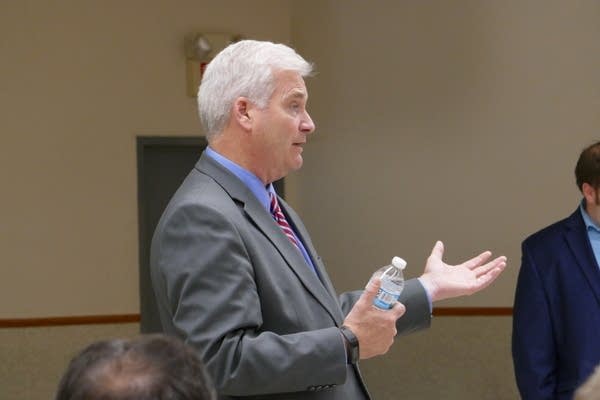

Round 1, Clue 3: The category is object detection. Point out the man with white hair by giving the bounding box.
[151,39,506,399]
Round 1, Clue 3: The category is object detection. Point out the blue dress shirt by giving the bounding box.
[579,200,600,269]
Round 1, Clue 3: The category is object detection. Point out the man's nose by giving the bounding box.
[300,111,315,134]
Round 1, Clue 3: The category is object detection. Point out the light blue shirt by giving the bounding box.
[579,200,600,269]
[204,147,316,272]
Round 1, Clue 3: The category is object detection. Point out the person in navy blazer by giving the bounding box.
[513,141,600,400]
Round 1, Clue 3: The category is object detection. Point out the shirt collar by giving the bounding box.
[579,199,600,233]
[204,146,274,212]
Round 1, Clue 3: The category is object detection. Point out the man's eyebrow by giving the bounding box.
[285,88,307,100]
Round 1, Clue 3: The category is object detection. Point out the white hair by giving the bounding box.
[197,40,313,140]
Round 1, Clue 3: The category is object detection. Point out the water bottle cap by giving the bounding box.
[391,256,407,270]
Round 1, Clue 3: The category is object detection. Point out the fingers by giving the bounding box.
[473,255,507,277]
[390,301,406,320]
[360,278,406,317]
[474,265,505,291]
[468,257,507,293]
[462,250,493,270]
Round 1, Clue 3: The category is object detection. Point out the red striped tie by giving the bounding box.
[269,192,301,250]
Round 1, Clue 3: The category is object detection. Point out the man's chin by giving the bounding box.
[292,157,303,171]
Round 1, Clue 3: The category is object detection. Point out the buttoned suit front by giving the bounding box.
[150,153,431,399]
[512,208,600,400]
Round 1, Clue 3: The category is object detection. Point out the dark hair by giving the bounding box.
[55,334,216,400]
[575,141,600,192]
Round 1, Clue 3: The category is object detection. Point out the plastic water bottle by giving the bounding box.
[373,256,406,310]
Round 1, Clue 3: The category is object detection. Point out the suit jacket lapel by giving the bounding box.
[246,198,344,322]
[564,209,600,307]
[196,154,343,323]
[279,198,344,319]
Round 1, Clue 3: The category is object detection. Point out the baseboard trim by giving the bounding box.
[0,308,512,328]
[433,307,512,316]
[0,314,141,328]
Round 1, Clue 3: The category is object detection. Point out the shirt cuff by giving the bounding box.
[416,277,433,314]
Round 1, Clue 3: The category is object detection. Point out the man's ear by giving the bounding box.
[233,97,254,131]
[582,182,596,204]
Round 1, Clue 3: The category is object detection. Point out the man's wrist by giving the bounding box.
[339,325,359,364]
[418,274,438,302]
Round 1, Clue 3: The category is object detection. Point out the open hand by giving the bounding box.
[418,241,507,302]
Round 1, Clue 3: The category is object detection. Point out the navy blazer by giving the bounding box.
[512,208,600,399]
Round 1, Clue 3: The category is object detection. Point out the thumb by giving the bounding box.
[429,240,444,261]
[360,277,381,305]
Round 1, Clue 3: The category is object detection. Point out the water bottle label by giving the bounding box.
[374,287,399,309]
[373,273,404,309]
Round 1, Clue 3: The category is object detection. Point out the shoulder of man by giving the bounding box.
[522,208,581,249]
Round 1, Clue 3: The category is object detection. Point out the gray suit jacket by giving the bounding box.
[150,153,431,399]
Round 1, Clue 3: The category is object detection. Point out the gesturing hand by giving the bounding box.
[418,241,507,302]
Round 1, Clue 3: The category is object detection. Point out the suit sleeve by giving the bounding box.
[339,279,431,336]
[152,202,348,396]
[512,241,557,399]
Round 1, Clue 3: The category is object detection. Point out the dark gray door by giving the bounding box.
[137,137,207,332]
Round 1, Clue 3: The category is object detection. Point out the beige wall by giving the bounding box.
[1,323,139,400]
[1,1,599,399]
[291,0,600,307]
[360,317,517,399]
[1,1,291,398]
[0,0,292,317]
[2,318,518,400]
